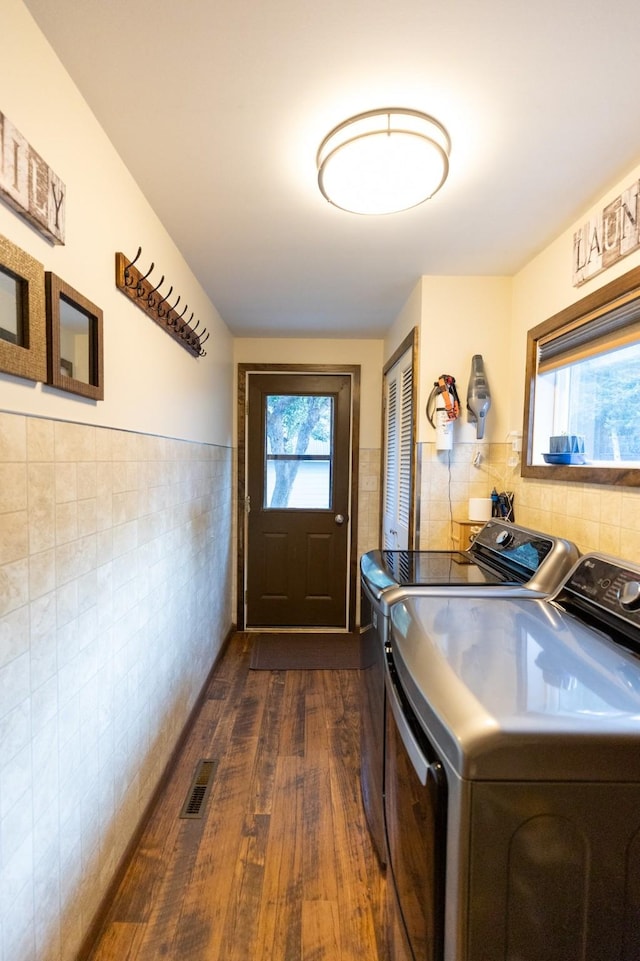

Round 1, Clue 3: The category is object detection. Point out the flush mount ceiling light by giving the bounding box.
[316,107,451,215]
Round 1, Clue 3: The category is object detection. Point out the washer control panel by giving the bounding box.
[470,520,553,573]
[562,553,640,634]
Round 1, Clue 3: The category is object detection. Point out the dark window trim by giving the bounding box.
[236,363,360,631]
[522,264,640,487]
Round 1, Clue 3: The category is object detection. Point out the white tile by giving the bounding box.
[77,569,97,614]
[0,653,29,720]
[30,676,57,731]
[0,413,26,462]
[33,846,61,961]
[0,744,32,820]
[0,417,235,961]
[0,511,28,565]
[55,500,78,546]
[0,464,27,513]
[76,462,97,500]
[57,694,80,754]
[55,579,79,630]
[0,783,33,867]
[55,534,97,587]
[0,701,30,769]
[26,417,54,463]
[27,464,55,555]
[0,606,29,671]
[28,549,55,601]
[0,844,36,961]
[54,421,96,463]
[29,593,57,691]
[54,462,77,505]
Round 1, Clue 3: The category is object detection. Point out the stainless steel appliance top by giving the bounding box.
[389,552,640,783]
[361,520,579,608]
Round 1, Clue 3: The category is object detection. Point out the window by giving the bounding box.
[263,394,333,508]
[523,265,640,486]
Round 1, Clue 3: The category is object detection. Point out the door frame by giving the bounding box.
[237,363,360,631]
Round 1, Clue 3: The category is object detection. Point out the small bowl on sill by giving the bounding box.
[542,452,586,465]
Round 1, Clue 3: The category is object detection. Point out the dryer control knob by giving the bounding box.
[495,530,513,548]
[619,580,640,611]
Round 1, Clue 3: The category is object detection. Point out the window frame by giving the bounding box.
[262,392,334,510]
[522,264,640,487]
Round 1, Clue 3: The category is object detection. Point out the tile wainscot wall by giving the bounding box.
[0,411,233,961]
[418,441,640,558]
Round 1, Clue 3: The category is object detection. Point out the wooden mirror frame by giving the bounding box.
[0,233,46,383]
[522,264,640,487]
[45,272,104,400]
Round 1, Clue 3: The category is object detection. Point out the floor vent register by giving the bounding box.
[179,758,218,819]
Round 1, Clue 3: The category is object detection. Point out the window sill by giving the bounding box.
[521,463,640,487]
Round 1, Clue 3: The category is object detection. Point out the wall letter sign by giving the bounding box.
[573,179,640,287]
[0,111,66,245]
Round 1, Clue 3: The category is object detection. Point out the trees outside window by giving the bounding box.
[265,395,332,508]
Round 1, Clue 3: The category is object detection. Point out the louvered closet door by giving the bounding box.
[383,347,414,550]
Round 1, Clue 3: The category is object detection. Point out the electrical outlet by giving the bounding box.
[508,430,522,453]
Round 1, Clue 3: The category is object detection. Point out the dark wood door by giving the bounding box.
[246,372,352,627]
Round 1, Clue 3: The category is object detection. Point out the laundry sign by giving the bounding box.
[0,111,65,244]
[572,179,640,287]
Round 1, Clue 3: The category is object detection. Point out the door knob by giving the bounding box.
[335,514,345,525]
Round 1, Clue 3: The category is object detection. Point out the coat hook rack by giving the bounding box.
[115,248,208,357]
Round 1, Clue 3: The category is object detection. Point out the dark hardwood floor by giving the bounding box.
[85,632,387,961]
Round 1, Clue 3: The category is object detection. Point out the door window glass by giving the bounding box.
[264,394,333,508]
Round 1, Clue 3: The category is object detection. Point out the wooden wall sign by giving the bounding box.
[573,179,640,287]
[0,111,66,245]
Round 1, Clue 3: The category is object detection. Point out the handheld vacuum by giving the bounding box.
[466,354,491,440]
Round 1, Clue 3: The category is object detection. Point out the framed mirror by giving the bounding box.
[0,233,46,383]
[45,272,104,400]
[522,264,640,487]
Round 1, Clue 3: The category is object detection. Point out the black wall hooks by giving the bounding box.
[115,248,208,357]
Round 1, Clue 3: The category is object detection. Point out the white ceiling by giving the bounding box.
[24,0,640,338]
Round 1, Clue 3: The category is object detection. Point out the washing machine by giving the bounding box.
[359,519,579,866]
[385,551,640,960]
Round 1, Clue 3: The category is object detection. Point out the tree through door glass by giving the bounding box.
[264,395,333,508]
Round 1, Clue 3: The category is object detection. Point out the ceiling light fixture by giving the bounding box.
[316,108,451,216]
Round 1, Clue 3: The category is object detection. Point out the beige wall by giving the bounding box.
[417,162,640,553]
[383,279,422,364]
[505,159,640,557]
[0,5,235,961]
[384,276,513,548]
[1,0,233,446]
[233,337,385,597]
[233,337,384,448]
[416,275,513,446]
[509,159,640,434]
[4,7,640,961]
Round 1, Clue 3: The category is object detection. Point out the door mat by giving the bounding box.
[249,632,361,670]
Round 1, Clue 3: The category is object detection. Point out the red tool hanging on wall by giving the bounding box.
[426,374,461,450]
